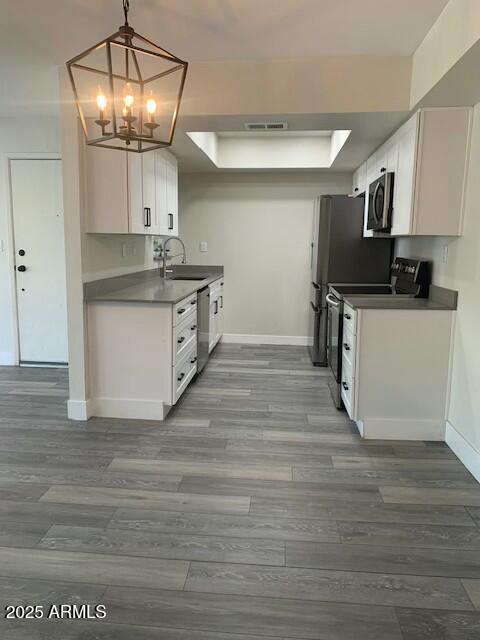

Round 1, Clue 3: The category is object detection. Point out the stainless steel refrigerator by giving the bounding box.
[309,195,393,365]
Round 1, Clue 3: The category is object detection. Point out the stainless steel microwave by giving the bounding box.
[367,171,394,232]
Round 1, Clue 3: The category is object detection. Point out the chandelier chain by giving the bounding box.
[123,0,130,25]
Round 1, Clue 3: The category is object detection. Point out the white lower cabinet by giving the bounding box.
[87,293,198,421]
[341,302,454,441]
[208,278,224,352]
[174,343,197,404]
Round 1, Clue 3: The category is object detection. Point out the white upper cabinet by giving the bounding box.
[391,116,417,236]
[126,154,147,235]
[155,150,178,236]
[142,152,157,233]
[84,146,129,234]
[84,145,179,236]
[165,150,179,236]
[352,162,366,197]
[357,107,472,238]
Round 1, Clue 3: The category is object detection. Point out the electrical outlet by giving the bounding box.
[132,244,137,256]
[442,244,449,264]
[122,243,127,258]
[200,241,208,252]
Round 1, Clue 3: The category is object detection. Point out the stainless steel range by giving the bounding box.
[326,257,431,408]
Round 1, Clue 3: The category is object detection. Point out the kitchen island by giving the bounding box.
[84,265,224,421]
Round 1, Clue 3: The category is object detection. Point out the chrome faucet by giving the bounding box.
[162,236,187,280]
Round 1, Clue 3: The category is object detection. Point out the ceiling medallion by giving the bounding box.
[66,0,188,153]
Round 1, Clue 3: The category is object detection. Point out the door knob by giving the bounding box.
[17,265,26,272]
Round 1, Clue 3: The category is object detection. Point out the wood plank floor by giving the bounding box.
[1,343,480,639]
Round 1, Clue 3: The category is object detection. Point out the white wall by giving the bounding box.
[396,100,480,457]
[410,0,480,106]
[179,171,352,342]
[82,234,155,283]
[184,56,411,116]
[0,117,60,365]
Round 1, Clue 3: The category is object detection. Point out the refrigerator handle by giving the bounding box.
[326,293,341,307]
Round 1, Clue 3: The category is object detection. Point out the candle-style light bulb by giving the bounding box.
[96,87,107,115]
[123,83,134,110]
[146,93,157,123]
[94,86,110,135]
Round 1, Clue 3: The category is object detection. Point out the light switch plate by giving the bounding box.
[200,241,208,252]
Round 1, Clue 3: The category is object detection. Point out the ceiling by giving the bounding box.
[0,0,448,66]
[173,112,410,172]
[0,0,448,169]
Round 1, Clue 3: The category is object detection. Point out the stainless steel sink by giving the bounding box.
[168,276,206,281]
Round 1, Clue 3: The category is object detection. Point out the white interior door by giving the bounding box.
[11,159,68,364]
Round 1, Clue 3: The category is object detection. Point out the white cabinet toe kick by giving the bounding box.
[341,303,454,441]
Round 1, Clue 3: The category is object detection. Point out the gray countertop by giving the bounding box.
[343,285,458,311]
[84,265,224,305]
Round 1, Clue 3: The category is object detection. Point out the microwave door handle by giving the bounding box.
[372,182,381,224]
[326,293,340,307]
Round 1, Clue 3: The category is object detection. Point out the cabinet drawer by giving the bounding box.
[174,293,197,325]
[173,344,197,404]
[341,357,355,419]
[343,305,356,335]
[174,313,197,363]
[342,331,356,369]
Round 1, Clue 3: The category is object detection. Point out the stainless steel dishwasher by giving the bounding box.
[196,286,210,373]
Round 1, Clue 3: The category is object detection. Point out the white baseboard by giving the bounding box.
[222,333,313,347]
[0,350,16,366]
[361,417,446,441]
[90,397,168,421]
[67,399,93,421]
[446,421,480,484]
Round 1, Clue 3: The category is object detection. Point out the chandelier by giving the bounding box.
[66,0,188,153]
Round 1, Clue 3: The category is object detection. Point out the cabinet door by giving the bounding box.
[391,120,417,236]
[366,153,378,187]
[155,150,168,235]
[217,288,224,341]
[84,146,129,233]
[352,163,366,197]
[165,151,178,236]
[142,152,158,233]
[127,154,147,234]
[209,296,217,352]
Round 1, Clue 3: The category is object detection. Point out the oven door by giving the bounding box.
[367,173,394,231]
[326,292,342,383]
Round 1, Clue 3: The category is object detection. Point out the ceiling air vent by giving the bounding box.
[244,122,288,131]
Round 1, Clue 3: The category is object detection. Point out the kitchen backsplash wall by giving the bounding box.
[81,234,155,283]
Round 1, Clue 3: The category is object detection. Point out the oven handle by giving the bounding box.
[326,293,341,308]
